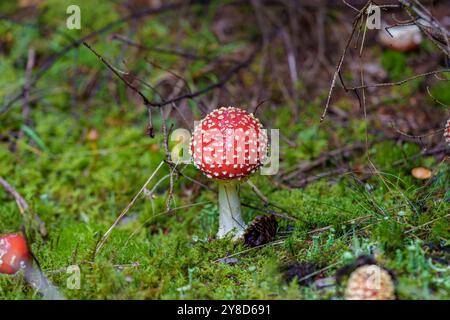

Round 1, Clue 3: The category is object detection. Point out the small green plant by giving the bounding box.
[381,50,409,81]
[429,80,450,107]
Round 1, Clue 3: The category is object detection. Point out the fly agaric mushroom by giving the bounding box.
[378,24,422,52]
[190,107,268,239]
[345,265,396,300]
[0,233,65,299]
[0,234,31,275]
[444,118,450,147]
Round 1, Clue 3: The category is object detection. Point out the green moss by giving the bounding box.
[0,1,448,300]
[381,50,409,81]
[429,80,450,107]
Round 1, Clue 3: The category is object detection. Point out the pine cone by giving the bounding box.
[282,262,318,286]
[345,265,396,300]
[244,215,277,247]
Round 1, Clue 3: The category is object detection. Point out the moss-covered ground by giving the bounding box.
[0,0,448,299]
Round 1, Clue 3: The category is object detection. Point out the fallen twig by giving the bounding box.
[241,202,298,222]
[212,239,285,263]
[348,69,450,90]
[281,140,381,180]
[111,34,239,63]
[95,161,165,254]
[22,48,35,129]
[0,176,47,237]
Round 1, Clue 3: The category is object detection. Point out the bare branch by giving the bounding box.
[0,176,47,237]
[348,69,450,90]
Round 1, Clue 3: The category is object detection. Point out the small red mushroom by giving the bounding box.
[0,233,64,299]
[444,118,450,147]
[190,107,268,239]
[0,234,31,275]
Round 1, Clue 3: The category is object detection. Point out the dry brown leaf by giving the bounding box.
[150,144,160,152]
[19,0,42,7]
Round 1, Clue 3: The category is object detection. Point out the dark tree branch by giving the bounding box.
[83,41,260,109]
[0,1,204,115]
[83,42,152,105]
[111,34,239,64]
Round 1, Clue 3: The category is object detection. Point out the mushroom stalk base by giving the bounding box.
[217,182,246,239]
[24,266,65,300]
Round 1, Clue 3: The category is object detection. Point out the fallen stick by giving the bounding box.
[0,176,47,237]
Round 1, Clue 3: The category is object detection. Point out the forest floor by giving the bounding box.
[0,0,449,299]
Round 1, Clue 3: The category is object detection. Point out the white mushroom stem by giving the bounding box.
[217,181,246,239]
[24,266,65,300]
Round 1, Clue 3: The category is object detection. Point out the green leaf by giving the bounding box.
[21,124,49,152]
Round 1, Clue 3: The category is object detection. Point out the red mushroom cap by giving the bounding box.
[0,234,31,275]
[190,107,268,180]
[445,118,450,147]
